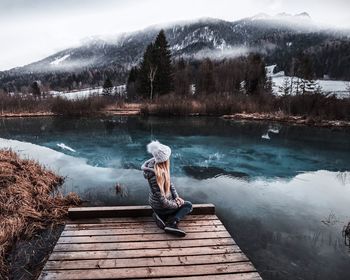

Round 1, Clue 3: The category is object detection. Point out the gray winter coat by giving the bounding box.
[141,158,179,210]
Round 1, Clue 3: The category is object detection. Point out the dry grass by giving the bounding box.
[0,149,81,278]
[140,93,350,121]
[50,95,112,116]
[0,92,114,117]
[140,93,275,116]
[0,92,53,115]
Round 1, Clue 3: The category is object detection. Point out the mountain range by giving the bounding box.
[1,13,349,90]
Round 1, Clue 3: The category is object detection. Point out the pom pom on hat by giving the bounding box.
[147,140,171,163]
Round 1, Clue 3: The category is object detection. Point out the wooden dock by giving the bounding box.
[38,204,262,280]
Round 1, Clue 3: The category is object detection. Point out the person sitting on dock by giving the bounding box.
[141,140,193,237]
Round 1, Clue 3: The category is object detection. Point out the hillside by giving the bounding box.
[1,14,349,92]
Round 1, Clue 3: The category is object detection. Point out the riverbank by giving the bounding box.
[2,106,350,128]
[0,149,81,279]
[222,113,350,128]
[1,93,350,128]
[0,111,57,118]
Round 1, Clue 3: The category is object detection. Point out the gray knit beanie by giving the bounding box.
[147,140,171,163]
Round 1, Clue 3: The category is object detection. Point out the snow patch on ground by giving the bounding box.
[271,76,349,98]
[49,85,126,100]
[50,87,103,100]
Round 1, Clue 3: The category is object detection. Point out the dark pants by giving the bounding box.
[154,201,193,223]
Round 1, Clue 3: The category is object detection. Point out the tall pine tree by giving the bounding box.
[103,77,113,95]
[244,53,267,95]
[126,67,139,100]
[134,30,173,99]
[138,43,157,99]
[31,81,41,98]
[153,30,173,96]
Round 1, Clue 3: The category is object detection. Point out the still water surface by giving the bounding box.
[0,116,349,280]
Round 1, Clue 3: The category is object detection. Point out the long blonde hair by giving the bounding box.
[154,160,171,195]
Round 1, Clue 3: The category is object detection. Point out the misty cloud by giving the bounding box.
[184,46,250,60]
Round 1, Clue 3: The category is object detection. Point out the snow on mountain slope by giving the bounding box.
[50,54,71,65]
[6,14,346,75]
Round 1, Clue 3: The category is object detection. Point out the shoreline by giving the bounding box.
[222,113,350,128]
[1,110,350,128]
[0,112,57,118]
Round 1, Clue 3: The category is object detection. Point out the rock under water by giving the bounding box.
[183,165,249,180]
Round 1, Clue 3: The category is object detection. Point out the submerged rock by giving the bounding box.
[183,165,249,180]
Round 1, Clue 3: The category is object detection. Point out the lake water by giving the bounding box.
[1,116,350,280]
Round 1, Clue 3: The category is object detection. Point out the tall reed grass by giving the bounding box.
[0,92,113,117]
[0,149,81,278]
[140,93,350,120]
[51,95,112,116]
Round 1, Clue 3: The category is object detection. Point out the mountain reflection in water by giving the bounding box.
[0,116,350,280]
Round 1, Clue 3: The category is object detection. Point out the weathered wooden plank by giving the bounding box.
[61,225,226,237]
[65,219,223,229]
[49,245,241,261]
[53,238,235,252]
[68,204,215,219]
[39,262,257,279]
[65,214,218,224]
[38,205,262,280]
[57,231,232,244]
[44,253,249,270]
[142,272,262,280]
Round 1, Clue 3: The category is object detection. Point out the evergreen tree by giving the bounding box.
[196,59,215,95]
[127,67,138,85]
[153,30,174,96]
[244,54,267,95]
[134,30,173,99]
[31,81,41,98]
[298,56,313,80]
[295,53,315,94]
[279,77,291,96]
[138,43,157,99]
[103,77,113,95]
[174,58,191,96]
[126,67,139,100]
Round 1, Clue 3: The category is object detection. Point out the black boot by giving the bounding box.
[164,219,186,237]
[152,212,166,229]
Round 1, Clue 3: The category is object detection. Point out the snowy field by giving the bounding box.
[49,85,126,100]
[12,65,347,100]
[272,76,350,98]
[266,65,350,98]
[49,76,348,100]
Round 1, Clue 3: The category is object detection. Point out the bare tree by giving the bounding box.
[148,65,157,100]
[289,58,295,95]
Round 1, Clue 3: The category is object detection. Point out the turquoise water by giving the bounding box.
[0,116,350,280]
[1,117,349,178]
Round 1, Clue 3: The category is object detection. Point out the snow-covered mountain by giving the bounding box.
[4,14,345,72]
[1,13,349,89]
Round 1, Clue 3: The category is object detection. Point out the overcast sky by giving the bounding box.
[0,0,349,71]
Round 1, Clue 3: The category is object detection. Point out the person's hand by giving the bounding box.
[176,197,184,206]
